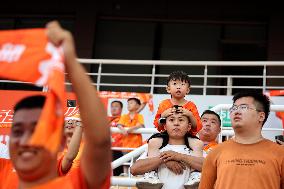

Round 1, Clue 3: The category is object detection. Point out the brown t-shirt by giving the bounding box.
[199,139,284,189]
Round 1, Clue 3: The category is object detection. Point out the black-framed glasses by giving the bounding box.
[229,104,259,114]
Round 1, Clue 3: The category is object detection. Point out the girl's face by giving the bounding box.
[164,112,191,139]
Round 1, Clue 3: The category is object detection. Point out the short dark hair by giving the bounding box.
[201,110,221,126]
[232,91,270,125]
[111,100,123,109]
[14,95,46,113]
[166,71,191,86]
[127,97,141,105]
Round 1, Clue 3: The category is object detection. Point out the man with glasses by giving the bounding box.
[199,91,284,189]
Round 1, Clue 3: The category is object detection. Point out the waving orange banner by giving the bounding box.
[0,29,65,154]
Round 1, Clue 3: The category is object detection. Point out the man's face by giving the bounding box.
[127,100,139,112]
[230,97,265,132]
[166,79,190,99]
[200,114,221,140]
[164,113,191,139]
[111,102,122,117]
[10,108,54,180]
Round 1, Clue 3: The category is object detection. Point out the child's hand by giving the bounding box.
[178,107,193,117]
[161,108,175,118]
[118,126,128,136]
[164,161,185,175]
[160,150,182,162]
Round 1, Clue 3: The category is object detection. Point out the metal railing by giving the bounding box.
[78,59,284,95]
[1,59,284,95]
[110,104,284,187]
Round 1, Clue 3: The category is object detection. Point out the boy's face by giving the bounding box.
[164,113,191,139]
[111,102,122,116]
[166,79,190,99]
[10,108,55,180]
[127,100,139,112]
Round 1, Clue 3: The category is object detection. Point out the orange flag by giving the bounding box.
[0,28,65,154]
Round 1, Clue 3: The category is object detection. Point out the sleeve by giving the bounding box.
[138,114,144,125]
[117,115,126,125]
[188,102,202,135]
[198,150,217,189]
[69,166,111,189]
[57,154,70,176]
[153,101,169,131]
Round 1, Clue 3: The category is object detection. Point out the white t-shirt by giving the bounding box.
[138,144,192,189]
[0,143,9,159]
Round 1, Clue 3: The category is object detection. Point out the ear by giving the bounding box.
[186,87,190,95]
[188,122,192,130]
[166,86,171,94]
[258,112,265,123]
[163,124,167,131]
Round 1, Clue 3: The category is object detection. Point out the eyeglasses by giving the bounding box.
[229,104,259,114]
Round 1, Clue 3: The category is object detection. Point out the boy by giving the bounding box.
[117,97,145,175]
[117,98,145,149]
[154,71,202,135]
[131,111,204,189]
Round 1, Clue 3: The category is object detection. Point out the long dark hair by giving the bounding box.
[147,131,199,150]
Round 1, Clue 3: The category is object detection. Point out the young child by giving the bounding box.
[117,98,145,149]
[154,71,202,136]
[117,98,145,174]
[131,111,203,189]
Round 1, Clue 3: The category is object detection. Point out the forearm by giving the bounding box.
[128,124,144,132]
[66,60,110,144]
[64,126,83,161]
[180,154,204,171]
[130,157,163,175]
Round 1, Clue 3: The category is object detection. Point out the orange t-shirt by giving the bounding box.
[0,158,18,189]
[203,141,218,157]
[117,113,144,149]
[57,143,84,176]
[154,99,202,135]
[199,139,284,189]
[109,116,123,147]
[1,158,110,189]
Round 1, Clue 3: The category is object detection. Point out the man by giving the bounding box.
[109,100,124,176]
[198,110,221,156]
[199,91,284,189]
[0,21,111,188]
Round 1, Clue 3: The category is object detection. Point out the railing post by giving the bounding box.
[150,64,156,94]
[203,65,208,95]
[226,76,232,96]
[97,63,102,91]
[263,65,267,93]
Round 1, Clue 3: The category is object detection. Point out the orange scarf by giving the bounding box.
[0,28,65,154]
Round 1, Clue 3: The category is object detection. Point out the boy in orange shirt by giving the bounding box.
[117,98,145,149]
[154,71,202,135]
[0,21,111,189]
[117,97,145,175]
